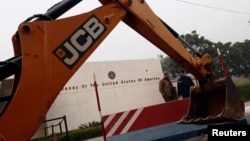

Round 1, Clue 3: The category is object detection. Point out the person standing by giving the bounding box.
[177,70,195,99]
[159,71,177,102]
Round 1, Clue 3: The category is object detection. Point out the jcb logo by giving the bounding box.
[53,15,106,68]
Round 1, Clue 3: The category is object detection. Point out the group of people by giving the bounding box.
[159,70,194,102]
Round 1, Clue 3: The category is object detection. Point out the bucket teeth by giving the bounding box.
[178,76,245,124]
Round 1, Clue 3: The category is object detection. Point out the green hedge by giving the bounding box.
[31,125,102,141]
[237,82,250,102]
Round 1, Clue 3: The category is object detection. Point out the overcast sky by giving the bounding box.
[1,0,250,62]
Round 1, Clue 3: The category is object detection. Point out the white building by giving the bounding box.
[33,59,165,138]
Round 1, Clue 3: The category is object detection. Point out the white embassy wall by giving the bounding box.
[36,59,164,136]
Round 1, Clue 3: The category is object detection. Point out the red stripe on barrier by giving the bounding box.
[113,109,137,135]
[103,98,190,136]
[128,98,189,132]
[104,112,123,135]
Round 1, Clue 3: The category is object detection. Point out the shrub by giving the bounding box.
[237,82,250,102]
[31,125,102,141]
[79,121,101,129]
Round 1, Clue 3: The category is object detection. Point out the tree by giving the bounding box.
[159,31,250,80]
[160,30,215,78]
[226,40,250,79]
[180,30,213,55]
[165,57,183,78]
[157,54,167,71]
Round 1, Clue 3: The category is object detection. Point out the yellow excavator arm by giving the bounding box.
[0,0,244,140]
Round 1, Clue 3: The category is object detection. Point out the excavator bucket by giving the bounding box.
[179,76,245,124]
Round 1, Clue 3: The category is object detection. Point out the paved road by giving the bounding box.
[85,102,250,141]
